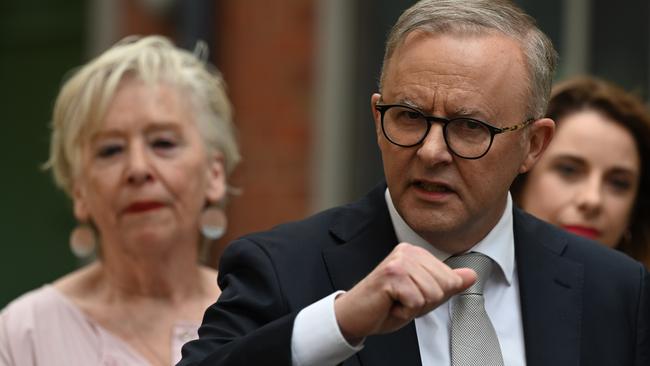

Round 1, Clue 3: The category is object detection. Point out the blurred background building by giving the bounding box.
[1,0,648,306]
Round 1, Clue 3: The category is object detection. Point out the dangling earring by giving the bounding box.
[69,223,97,258]
[200,206,227,240]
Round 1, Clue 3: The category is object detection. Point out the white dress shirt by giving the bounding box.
[291,189,526,366]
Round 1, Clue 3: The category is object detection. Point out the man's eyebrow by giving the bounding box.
[402,99,422,109]
[452,106,485,118]
[392,97,422,110]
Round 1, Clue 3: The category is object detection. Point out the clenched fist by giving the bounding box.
[334,243,476,344]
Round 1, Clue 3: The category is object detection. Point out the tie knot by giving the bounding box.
[446,252,494,294]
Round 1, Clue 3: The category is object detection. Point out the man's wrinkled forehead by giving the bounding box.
[382,26,521,84]
[381,31,530,118]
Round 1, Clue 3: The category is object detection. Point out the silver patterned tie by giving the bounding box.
[446,252,504,366]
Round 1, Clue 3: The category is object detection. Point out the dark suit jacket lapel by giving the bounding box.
[322,184,422,366]
[514,208,584,366]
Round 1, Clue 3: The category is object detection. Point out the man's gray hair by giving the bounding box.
[380,0,557,119]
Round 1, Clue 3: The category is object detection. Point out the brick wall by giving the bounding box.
[213,0,315,262]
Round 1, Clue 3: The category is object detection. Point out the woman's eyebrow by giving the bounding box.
[550,154,585,165]
[144,121,183,133]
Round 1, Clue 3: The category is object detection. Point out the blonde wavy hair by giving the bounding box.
[45,35,240,197]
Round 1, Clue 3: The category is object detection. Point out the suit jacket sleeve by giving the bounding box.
[635,266,649,366]
[178,238,297,366]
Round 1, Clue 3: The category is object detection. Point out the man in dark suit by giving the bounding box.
[179,1,649,365]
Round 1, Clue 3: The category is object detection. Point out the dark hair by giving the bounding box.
[511,76,650,266]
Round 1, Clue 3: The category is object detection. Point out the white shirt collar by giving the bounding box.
[384,188,515,285]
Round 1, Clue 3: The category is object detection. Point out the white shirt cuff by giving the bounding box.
[291,291,364,366]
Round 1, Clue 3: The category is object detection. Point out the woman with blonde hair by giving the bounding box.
[0,35,240,365]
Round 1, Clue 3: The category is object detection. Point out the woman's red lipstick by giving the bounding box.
[562,225,600,240]
[124,201,165,214]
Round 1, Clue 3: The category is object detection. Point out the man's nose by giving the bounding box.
[415,124,453,164]
[125,142,153,185]
[575,174,603,217]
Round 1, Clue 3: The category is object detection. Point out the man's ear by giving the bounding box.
[371,93,382,139]
[519,117,555,173]
[206,151,226,203]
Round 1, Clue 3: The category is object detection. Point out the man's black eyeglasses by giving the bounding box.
[375,103,534,159]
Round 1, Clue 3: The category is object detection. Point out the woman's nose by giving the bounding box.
[575,174,603,217]
[126,143,153,185]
